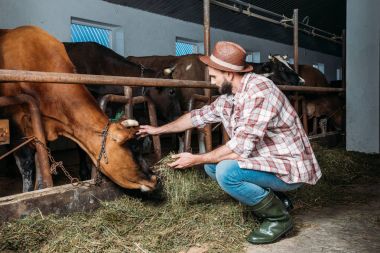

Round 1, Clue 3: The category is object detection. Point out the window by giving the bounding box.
[70,18,124,55]
[175,38,202,56]
[71,23,111,48]
[246,51,261,63]
[313,63,325,74]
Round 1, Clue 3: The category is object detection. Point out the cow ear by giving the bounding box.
[268,54,273,60]
[111,120,139,144]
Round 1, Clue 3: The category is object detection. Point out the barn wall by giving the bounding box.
[346,0,380,153]
[0,0,342,82]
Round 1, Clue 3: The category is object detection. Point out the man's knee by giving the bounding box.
[215,160,240,185]
[204,163,217,180]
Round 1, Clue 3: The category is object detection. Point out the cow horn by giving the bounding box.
[283,54,288,60]
[163,64,177,76]
[121,119,139,127]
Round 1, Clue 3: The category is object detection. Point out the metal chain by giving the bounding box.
[30,137,90,187]
[27,121,111,187]
[94,121,111,185]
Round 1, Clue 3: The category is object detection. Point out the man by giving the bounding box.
[137,41,321,244]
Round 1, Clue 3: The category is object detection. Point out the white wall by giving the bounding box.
[346,0,380,153]
[0,0,342,82]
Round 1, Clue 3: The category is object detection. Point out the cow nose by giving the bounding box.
[169,89,176,96]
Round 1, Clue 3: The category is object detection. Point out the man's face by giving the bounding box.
[208,67,233,95]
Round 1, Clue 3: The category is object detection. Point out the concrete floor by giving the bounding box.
[246,184,380,253]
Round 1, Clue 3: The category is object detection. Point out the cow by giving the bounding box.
[0,26,157,192]
[63,42,182,123]
[127,54,211,110]
[257,54,327,87]
[261,55,344,133]
[128,54,214,153]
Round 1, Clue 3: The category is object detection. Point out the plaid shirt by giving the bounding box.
[191,73,321,185]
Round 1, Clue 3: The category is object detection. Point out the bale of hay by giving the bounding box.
[153,152,214,207]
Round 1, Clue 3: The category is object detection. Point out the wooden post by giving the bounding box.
[203,0,213,152]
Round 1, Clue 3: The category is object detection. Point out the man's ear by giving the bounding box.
[225,71,234,82]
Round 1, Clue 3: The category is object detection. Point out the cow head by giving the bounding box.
[143,86,182,122]
[263,54,305,85]
[98,119,157,191]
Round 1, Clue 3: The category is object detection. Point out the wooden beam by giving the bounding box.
[0,179,125,222]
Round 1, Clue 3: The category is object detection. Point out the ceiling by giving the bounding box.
[104,0,346,56]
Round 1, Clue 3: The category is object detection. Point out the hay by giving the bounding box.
[289,144,380,208]
[0,153,257,253]
[1,147,379,252]
[153,152,215,206]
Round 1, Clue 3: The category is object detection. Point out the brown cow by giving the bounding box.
[64,42,182,123]
[0,26,157,191]
[127,54,211,110]
[127,54,213,153]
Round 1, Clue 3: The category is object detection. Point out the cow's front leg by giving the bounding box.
[13,146,35,192]
[34,153,44,190]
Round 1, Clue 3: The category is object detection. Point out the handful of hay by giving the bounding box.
[153,152,213,207]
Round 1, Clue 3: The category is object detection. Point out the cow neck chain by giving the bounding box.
[29,137,91,187]
[94,121,111,185]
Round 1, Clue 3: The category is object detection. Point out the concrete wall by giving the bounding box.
[346,0,380,153]
[0,0,342,82]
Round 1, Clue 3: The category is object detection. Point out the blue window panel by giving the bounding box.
[71,23,111,48]
[176,41,197,56]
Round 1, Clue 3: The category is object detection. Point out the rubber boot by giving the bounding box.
[246,190,293,244]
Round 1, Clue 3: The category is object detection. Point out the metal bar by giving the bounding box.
[184,94,210,152]
[0,69,215,89]
[280,86,344,92]
[123,87,133,119]
[203,0,213,153]
[210,0,342,44]
[0,94,53,188]
[293,9,300,115]
[0,69,344,91]
[293,9,299,74]
[308,131,343,140]
[144,96,162,160]
[301,97,309,134]
[99,94,161,160]
[225,0,284,19]
[218,0,340,38]
[212,0,282,25]
[0,137,34,161]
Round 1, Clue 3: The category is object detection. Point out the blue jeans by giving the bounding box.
[204,160,302,206]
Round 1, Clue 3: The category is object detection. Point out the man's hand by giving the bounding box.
[168,152,203,169]
[137,125,160,137]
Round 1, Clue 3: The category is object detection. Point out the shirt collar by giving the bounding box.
[236,72,252,94]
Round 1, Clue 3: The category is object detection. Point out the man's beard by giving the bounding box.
[219,79,232,95]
